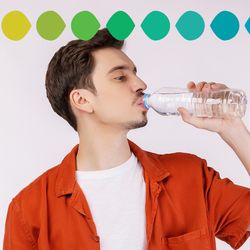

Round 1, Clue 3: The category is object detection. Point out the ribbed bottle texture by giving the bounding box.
[143,87,247,118]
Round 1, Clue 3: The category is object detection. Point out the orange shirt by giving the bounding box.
[3,140,250,250]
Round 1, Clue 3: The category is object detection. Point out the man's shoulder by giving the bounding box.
[148,150,204,167]
[143,149,207,176]
[11,164,60,205]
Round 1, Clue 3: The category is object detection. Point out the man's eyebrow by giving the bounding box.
[107,65,137,75]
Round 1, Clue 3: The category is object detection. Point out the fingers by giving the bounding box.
[187,81,195,89]
[186,81,229,92]
[197,82,207,91]
[187,81,207,92]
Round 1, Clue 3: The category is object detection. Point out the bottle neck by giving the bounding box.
[143,94,151,109]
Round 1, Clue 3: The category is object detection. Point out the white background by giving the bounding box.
[0,0,249,249]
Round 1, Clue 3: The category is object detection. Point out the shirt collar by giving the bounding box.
[55,139,170,197]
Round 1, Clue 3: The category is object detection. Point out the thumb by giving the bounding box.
[177,107,192,122]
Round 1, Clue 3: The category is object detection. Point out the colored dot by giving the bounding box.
[36,11,65,41]
[210,11,239,40]
[106,11,135,40]
[244,17,250,35]
[1,10,31,41]
[176,11,205,41]
[141,11,170,41]
[71,11,100,40]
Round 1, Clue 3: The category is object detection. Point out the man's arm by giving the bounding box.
[3,200,36,249]
[178,82,250,234]
[179,81,250,176]
[210,118,250,232]
[213,118,250,232]
[219,119,250,176]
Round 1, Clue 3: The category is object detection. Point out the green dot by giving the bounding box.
[176,11,205,40]
[71,11,100,40]
[141,11,170,41]
[106,11,135,40]
[36,11,65,41]
[211,11,239,41]
[2,10,31,41]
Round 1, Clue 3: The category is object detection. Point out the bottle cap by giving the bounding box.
[143,94,150,109]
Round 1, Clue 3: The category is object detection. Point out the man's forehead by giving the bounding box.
[92,47,135,72]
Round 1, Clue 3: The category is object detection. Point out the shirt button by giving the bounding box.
[94,236,100,242]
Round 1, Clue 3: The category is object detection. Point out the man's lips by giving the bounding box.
[136,97,144,106]
[136,96,148,110]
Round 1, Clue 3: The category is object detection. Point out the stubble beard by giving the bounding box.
[124,111,148,130]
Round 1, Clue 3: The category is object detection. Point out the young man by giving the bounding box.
[3,28,250,250]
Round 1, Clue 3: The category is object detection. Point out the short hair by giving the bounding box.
[45,28,124,132]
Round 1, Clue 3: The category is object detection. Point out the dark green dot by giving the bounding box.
[141,11,170,41]
[106,11,135,40]
[210,11,239,40]
[176,11,205,40]
[36,11,65,41]
[71,11,100,40]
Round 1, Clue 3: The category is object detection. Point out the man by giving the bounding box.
[3,28,250,250]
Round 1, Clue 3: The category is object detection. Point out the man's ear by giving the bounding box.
[69,89,94,113]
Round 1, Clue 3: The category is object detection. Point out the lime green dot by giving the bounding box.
[141,11,170,40]
[1,10,31,41]
[36,11,65,41]
[71,11,100,40]
[106,11,135,40]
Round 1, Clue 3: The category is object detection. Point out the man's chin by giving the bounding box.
[125,118,148,130]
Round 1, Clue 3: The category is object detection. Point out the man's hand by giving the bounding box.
[177,81,245,134]
[178,81,250,176]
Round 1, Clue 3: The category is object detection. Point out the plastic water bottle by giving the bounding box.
[143,87,247,118]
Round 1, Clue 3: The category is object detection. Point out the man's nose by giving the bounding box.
[132,77,147,92]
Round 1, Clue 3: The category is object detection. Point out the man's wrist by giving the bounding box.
[218,118,249,140]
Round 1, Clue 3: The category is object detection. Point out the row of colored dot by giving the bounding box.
[1,10,250,41]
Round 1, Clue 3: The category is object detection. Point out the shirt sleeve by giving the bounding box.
[201,158,250,249]
[3,199,36,250]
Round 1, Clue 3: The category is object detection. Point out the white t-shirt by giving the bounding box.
[76,153,146,250]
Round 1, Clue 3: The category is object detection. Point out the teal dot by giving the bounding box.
[210,11,239,40]
[176,11,205,40]
[106,11,135,40]
[71,11,100,40]
[36,11,65,40]
[141,11,170,41]
[245,17,250,35]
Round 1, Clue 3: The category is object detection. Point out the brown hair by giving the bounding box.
[45,28,124,132]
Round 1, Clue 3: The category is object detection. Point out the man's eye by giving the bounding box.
[114,76,126,81]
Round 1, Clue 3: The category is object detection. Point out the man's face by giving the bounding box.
[90,47,148,131]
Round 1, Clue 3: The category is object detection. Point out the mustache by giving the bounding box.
[133,92,145,104]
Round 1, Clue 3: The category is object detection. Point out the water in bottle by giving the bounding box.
[143,87,247,118]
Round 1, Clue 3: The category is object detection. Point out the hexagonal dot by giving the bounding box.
[176,11,205,41]
[2,10,31,41]
[106,11,135,40]
[245,17,250,34]
[141,11,170,41]
[36,11,65,41]
[71,11,100,40]
[210,11,239,40]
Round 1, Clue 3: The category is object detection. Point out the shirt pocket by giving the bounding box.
[162,228,211,250]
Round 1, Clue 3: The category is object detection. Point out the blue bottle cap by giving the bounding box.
[143,94,150,109]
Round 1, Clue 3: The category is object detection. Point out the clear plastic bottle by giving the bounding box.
[143,87,247,118]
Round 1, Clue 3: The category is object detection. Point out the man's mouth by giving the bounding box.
[136,97,148,110]
[136,97,144,106]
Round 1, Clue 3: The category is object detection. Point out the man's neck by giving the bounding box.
[76,128,131,171]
